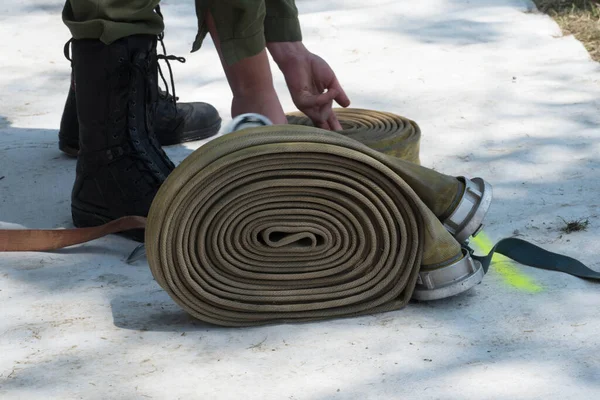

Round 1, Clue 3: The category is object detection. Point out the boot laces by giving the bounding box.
[155,5,185,109]
[126,57,170,192]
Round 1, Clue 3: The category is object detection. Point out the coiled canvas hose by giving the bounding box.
[145,109,467,326]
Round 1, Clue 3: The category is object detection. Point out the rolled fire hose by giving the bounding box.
[1,109,598,327]
[146,109,488,326]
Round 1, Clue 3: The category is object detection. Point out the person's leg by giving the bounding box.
[62,0,163,43]
[58,1,221,157]
[63,1,173,238]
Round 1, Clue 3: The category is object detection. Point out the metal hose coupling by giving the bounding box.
[443,177,493,244]
[223,113,273,133]
[412,248,485,301]
[412,177,491,300]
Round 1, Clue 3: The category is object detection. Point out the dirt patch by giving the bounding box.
[559,217,590,233]
[533,1,600,61]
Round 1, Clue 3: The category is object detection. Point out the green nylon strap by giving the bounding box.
[472,237,600,280]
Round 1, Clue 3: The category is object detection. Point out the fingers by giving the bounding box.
[327,112,343,131]
[316,119,331,131]
[304,91,342,131]
[316,78,350,109]
[315,89,339,107]
[316,91,343,130]
[330,78,351,108]
[309,107,341,131]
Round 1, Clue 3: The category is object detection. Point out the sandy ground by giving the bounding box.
[1,0,599,399]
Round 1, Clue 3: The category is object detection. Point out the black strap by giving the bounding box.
[471,237,600,280]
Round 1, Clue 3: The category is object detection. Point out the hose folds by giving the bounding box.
[145,109,467,326]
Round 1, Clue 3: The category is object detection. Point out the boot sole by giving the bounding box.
[58,137,80,158]
[58,118,222,158]
[72,205,145,243]
[158,117,222,146]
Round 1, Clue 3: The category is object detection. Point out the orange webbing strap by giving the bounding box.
[0,216,147,252]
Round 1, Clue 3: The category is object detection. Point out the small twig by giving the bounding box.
[247,336,268,349]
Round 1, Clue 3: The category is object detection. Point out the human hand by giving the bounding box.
[268,42,350,130]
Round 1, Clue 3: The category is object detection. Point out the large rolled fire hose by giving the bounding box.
[144,109,489,326]
[1,109,598,327]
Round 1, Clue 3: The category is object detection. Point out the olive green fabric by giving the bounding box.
[62,0,302,66]
[145,109,464,326]
[193,0,302,65]
[264,0,303,42]
[62,0,164,44]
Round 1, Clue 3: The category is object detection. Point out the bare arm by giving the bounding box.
[206,11,287,124]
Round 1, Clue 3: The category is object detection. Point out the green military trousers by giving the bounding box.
[62,0,302,65]
[62,0,164,45]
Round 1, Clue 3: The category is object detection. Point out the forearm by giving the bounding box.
[207,11,275,96]
[207,10,287,123]
[267,41,308,69]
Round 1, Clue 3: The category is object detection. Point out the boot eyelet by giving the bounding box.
[134,140,140,145]
[112,134,118,139]
[119,57,124,63]
[132,101,136,106]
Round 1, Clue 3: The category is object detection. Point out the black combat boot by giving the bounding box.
[58,68,221,157]
[70,35,175,241]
